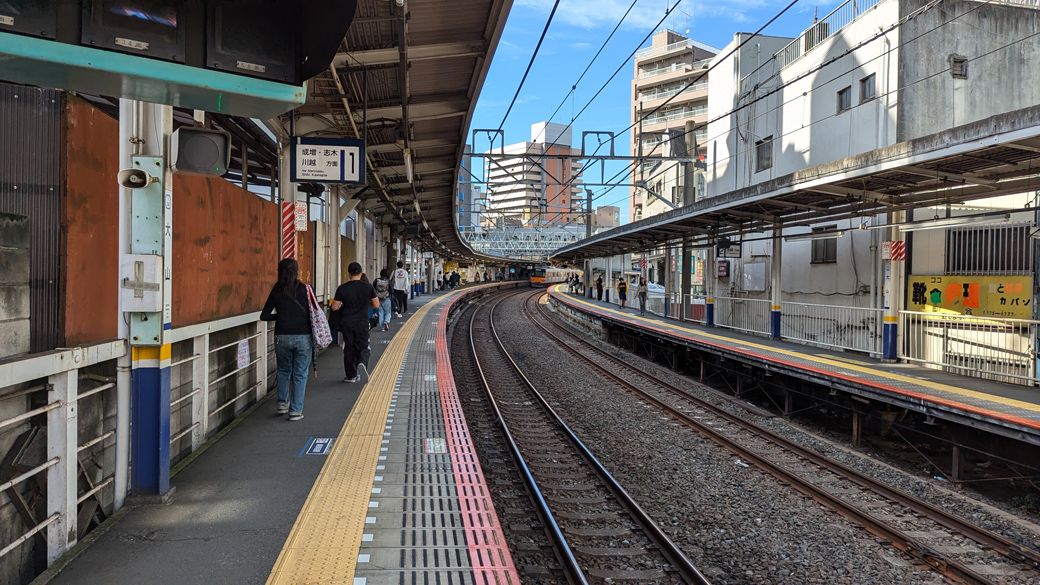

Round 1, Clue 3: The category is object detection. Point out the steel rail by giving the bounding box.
[526,291,1039,585]
[465,294,589,585]
[486,289,712,585]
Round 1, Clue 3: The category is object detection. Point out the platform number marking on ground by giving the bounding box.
[303,437,334,456]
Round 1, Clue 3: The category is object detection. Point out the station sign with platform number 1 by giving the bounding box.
[291,137,366,184]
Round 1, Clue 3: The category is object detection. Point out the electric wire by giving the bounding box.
[498,0,562,131]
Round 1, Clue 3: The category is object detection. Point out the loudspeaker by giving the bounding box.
[170,127,230,176]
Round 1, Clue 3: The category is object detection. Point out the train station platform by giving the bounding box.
[37,283,522,585]
[548,286,1040,447]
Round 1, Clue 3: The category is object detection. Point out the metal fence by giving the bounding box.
[901,311,1039,385]
[714,296,772,336]
[0,341,124,571]
[782,302,883,356]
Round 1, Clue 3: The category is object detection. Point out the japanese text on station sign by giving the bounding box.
[291,138,364,184]
[907,274,1033,319]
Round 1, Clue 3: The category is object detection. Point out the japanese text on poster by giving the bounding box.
[907,274,1033,319]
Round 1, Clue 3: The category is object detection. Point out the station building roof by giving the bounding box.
[551,106,1040,261]
[302,0,513,261]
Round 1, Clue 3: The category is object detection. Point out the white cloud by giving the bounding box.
[516,0,670,30]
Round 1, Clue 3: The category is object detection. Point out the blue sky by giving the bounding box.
[467,0,834,223]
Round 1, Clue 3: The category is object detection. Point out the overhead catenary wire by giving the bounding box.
[484,0,683,229]
[497,0,562,132]
[543,0,803,206]
[529,0,641,145]
[474,0,1029,242]
[552,0,1017,229]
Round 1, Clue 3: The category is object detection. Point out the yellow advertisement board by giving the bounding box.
[907,274,1034,319]
[443,261,459,273]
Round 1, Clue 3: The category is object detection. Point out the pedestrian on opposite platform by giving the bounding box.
[392,261,410,317]
[260,258,312,421]
[595,276,604,301]
[374,269,393,331]
[636,277,648,316]
[618,277,628,309]
[330,262,380,384]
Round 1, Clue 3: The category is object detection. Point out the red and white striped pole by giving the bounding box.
[281,201,297,259]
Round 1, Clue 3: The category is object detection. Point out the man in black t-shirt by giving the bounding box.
[330,262,380,383]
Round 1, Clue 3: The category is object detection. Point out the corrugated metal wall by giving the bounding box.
[0,83,65,353]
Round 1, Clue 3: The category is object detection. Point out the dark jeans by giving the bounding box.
[596,287,603,301]
[393,290,408,314]
[341,320,371,379]
[275,335,312,414]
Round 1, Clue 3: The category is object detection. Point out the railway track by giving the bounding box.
[525,290,1040,585]
[467,290,712,584]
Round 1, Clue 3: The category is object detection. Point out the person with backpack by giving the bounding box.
[373,269,393,331]
[330,262,380,383]
[259,258,313,421]
[392,261,410,317]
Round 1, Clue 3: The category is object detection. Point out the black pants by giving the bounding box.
[341,321,371,379]
[596,287,603,301]
[394,290,408,314]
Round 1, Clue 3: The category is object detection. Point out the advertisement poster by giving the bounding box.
[907,274,1033,319]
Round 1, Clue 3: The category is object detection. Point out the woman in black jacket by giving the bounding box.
[259,259,312,421]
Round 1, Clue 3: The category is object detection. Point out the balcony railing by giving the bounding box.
[638,80,709,102]
[773,0,883,71]
[635,36,720,60]
[644,105,708,124]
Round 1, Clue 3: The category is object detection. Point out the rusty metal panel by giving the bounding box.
[0,83,65,354]
[298,224,314,287]
[64,96,120,346]
[172,174,279,327]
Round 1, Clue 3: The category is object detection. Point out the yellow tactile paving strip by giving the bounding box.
[266,297,444,585]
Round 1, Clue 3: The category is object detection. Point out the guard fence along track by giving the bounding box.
[526,291,1040,585]
[467,289,712,584]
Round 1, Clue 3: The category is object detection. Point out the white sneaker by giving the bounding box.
[357,363,369,382]
[343,376,360,383]
[276,402,289,415]
[394,312,401,318]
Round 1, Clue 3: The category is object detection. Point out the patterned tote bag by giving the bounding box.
[305,285,333,350]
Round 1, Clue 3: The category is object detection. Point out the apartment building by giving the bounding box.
[593,205,621,232]
[630,30,718,223]
[484,121,584,226]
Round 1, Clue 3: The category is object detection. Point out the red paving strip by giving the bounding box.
[436,289,522,584]
[551,289,1040,432]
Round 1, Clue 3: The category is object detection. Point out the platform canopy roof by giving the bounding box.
[551,106,1040,262]
[291,0,513,261]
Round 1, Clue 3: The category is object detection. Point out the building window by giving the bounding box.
[950,54,968,79]
[755,136,773,172]
[811,225,838,264]
[836,86,852,113]
[860,73,876,102]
